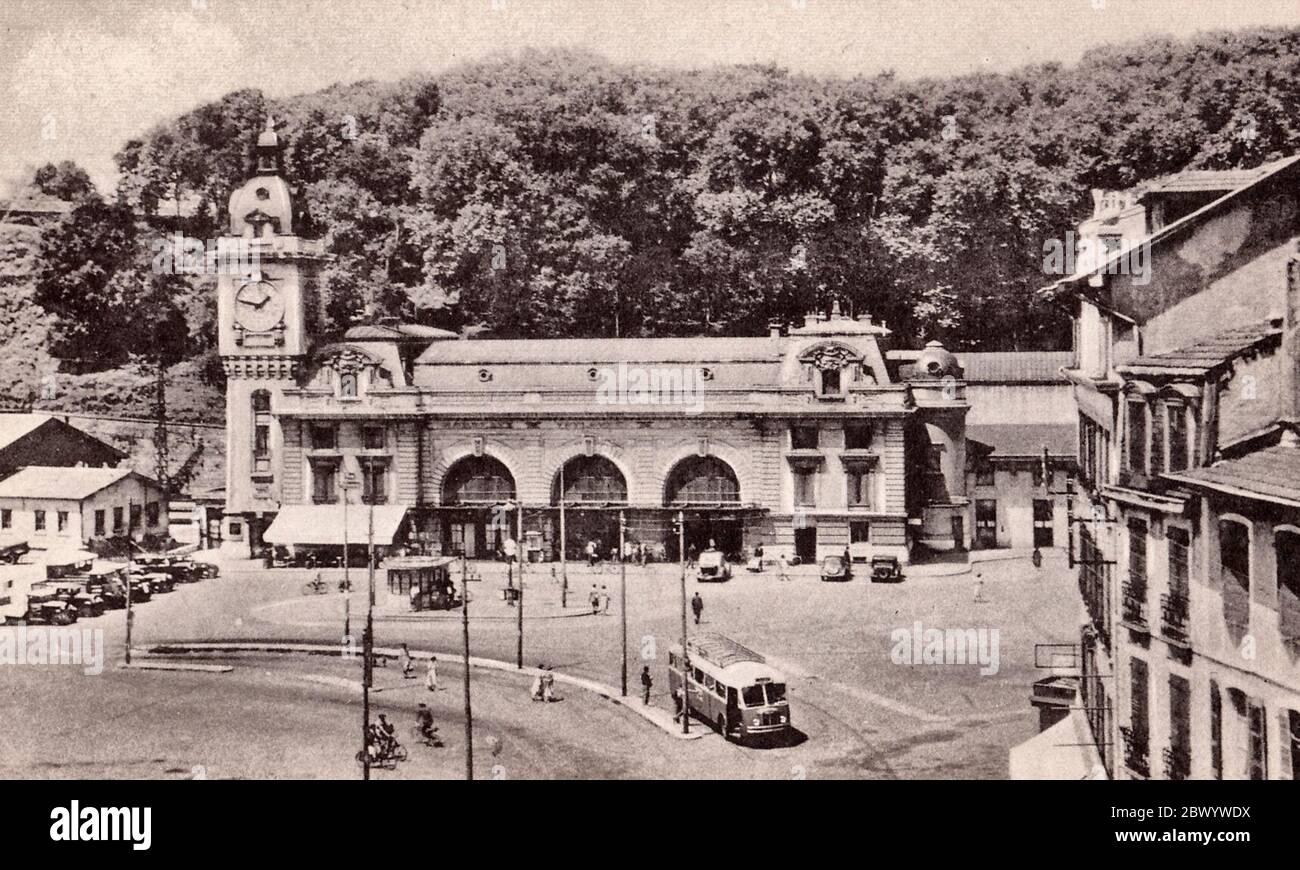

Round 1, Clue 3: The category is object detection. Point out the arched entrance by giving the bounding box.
[441,456,516,558]
[664,456,744,560]
[552,455,627,561]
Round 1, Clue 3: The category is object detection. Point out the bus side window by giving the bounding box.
[727,687,738,707]
[692,667,704,683]
[715,680,726,699]
[704,675,715,691]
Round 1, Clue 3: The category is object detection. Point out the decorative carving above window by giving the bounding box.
[799,342,863,372]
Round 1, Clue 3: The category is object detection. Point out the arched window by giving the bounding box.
[554,456,627,504]
[339,371,358,398]
[442,456,515,505]
[665,456,740,505]
[1219,517,1251,631]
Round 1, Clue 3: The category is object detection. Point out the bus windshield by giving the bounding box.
[741,685,765,707]
[766,683,787,705]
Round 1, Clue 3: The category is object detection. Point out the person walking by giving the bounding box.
[973,573,987,604]
[399,643,414,678]
[778,552,791,582]
[542,667,557,702]
[691,591,703,625]
[425,655,438,693]
[586,539,598,568]
[589,584,600,614]
[640,665,653,705]
[530,665,546,702]
[671,688,684,723]
[600,584,611,614]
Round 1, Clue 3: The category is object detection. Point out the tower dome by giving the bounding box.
[228,115,294,238]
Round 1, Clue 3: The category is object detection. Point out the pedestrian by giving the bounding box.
[686,542,698,566]
[778,552,790,582]
[542,666,557,702]
[590,584,600,614]
[691,591,703,625]
[600,584,611,614]
[638,542,647,567]
[425,656,438,692]
[640,665,653,705]
[586,539,598,568]
[399,643,413,678]
[973,573,986,604]
[1032,547,1043,569]
[504,536,518,564]
[530,664,545,702]
[671,688,684,723]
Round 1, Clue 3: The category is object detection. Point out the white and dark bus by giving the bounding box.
[668,633,791,743]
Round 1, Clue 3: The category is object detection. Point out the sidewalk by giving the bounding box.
[138,639,703,740]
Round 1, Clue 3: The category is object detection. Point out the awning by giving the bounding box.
[1008,708,1108,780]
[263,505,410,546]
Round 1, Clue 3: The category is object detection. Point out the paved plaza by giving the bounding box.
[0,549,1078,779]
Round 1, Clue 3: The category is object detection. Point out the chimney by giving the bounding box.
[768,319,784,339]
[1283,244,1300,447]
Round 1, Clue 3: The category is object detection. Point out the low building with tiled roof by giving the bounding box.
[0,466,168,547]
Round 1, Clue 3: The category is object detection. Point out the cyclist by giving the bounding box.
[415,703,438,743]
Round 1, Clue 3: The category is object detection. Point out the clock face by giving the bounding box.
[234,281,285,333]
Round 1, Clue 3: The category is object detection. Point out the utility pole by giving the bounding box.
[516,501,524,669]
[461,553,473,780]
[362,491,376,781]
[678,509,689,734]
[559,465,567,608]
[619,510,628,697]
[124,558,133,666]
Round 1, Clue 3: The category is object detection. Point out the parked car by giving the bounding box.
[48,582,106,618]
[24,591,76,625]
[819,555,851,582]
[131,569,173,594]
[696,549,732,582]
[870,555,905,583]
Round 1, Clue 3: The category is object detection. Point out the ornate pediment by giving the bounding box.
[798,342,863,371]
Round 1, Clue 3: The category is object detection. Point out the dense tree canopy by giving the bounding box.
[36,27,1300,371]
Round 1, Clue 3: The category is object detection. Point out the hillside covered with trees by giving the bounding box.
[21,26,1300,400]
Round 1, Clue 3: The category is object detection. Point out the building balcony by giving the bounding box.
[1119,725,1150,778]
[1160,590,1190,645]
[1162,745,1190,781]
[1121,582,1148,629]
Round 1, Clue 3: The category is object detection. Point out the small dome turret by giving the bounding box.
[911,340,962,379]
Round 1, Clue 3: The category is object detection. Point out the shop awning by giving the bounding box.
[264,505,409,546]
[1008,708,1107,780]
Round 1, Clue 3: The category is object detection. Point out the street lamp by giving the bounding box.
[340,473,369,781]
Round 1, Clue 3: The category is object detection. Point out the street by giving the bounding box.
[0,550,1079,779]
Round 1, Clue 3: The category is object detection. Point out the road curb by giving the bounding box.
[141,640,704,740]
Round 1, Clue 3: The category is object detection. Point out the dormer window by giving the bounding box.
[819,367,842,397]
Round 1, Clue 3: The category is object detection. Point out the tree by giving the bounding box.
[32,161,97,202]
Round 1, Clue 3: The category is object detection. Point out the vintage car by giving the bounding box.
[48,582,106,618]
[819,555,852,582]
[24,590,77,625]
[130,569,173,594]
[870,555,905,583]
[696,549,732,582]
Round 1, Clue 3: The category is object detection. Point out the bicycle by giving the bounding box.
[302,576,329,595]
[410,725,443,748]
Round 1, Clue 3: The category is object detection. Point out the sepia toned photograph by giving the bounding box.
[0,0,1298,834]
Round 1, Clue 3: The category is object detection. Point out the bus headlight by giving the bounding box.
[752,717,760,727]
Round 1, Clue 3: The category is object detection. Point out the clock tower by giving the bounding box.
[215,117,328,554]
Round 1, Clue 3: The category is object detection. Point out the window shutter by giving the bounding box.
[1280,709,1296,781]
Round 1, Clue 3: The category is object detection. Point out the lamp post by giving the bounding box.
[559,464,567,608]
[619,510,627,697]
[339,473,368,781]
[515,500,524,669]
[460,552,473,780]
[678,509,689,734]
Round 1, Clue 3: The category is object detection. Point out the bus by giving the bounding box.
[667,633,791,743]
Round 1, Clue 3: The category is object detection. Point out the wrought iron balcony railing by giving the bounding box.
[1160,590,1190,644]
[1120,725,1150,778]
